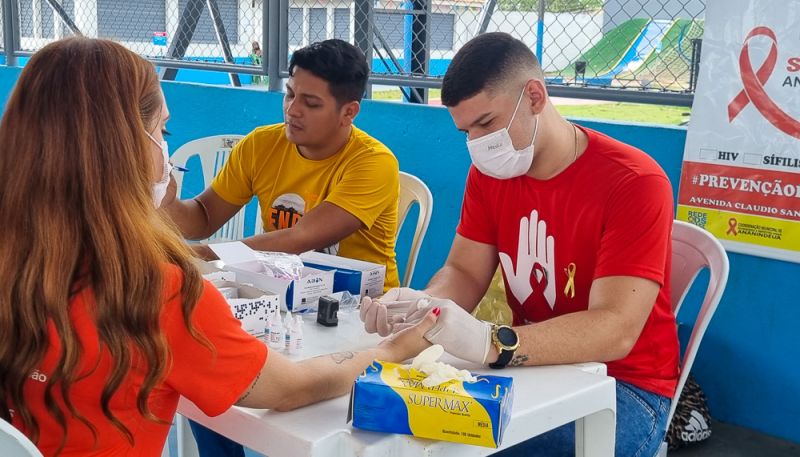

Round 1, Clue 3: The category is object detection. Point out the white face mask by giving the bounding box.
[466,87,539,179]
[146,132,172,208]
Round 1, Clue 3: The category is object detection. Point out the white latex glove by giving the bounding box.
[380,287,431,303]
[420,298,492,365]
[391,297,440,332]
[359,287,430,337]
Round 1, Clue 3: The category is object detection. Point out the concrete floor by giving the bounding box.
[671,420,800,457]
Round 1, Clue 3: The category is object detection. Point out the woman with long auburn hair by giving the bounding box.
[0,37,437,456]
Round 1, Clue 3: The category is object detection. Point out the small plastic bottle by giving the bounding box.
[264,312,272,346]
[283,311,293,351]
[289,315,304,354]
[268,311,284,350]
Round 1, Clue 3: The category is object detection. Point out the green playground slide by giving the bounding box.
[619,19,705,86]
[560,18,649,78]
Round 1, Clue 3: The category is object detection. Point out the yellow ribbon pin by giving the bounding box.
[564,263,576,298]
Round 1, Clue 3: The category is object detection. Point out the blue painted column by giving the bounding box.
[536,0,545,66]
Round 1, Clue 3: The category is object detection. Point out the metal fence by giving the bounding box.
[0,1,5,53]
[1,0,705,105]
[3,0,267,85]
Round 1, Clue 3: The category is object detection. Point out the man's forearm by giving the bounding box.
[507,308,640,367]
[164,198,212,240]
[194,229,315,261]
[424,265,486,313]
[241,229,309,255]
[504,276,658,367]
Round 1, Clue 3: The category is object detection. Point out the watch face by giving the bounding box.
[497,327,518,346]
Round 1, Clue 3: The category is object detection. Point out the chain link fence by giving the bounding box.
[2,0,705,103]
[534,0,705,93]
[283,0,703,103]
[0,1,5,53]
[9,0,266,83]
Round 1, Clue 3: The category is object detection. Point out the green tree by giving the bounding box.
[497,0,603,13]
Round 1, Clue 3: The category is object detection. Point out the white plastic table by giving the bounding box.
[176,310,616,457]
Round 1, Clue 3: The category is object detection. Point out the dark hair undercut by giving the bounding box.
[442,32,542,107]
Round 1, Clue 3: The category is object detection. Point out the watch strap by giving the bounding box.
[489,348,515,369]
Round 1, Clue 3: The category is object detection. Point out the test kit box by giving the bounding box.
[208,242,334,312]
[197,260,237,282]
[300,251,386,299]
[347,361,514,448]
[228,264,333,312]
[209,280,279,337]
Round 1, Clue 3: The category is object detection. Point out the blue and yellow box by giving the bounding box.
[347,360,514,448]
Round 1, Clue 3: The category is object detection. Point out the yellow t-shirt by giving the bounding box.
[211,124,400,290]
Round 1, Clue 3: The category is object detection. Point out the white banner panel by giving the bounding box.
[677,0,800,263]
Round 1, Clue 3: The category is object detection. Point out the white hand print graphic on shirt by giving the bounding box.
[498,209,556,309]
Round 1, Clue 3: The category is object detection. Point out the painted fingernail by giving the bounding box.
[432,307,441,316]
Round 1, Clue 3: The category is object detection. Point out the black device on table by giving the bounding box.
[317,296,339,327]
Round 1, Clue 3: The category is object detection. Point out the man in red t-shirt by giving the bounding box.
[360,33,679,456]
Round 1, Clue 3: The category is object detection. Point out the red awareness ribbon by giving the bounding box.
[727,27,800,139]
[727,218,738,236]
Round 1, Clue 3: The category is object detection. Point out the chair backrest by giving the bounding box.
[396,172,433,287]
[667,220,729,426]
[170,134,246,241]
[0,418,43,457]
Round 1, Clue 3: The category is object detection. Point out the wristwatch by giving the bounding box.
[488,324,520,369]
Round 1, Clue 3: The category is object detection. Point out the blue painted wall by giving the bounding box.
[1,66,798,444]
[0,66,22,107]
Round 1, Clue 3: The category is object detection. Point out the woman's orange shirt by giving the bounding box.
[11,265,268,456]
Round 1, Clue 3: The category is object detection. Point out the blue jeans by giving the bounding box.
[189,420,245,457]
[494,381,670,457]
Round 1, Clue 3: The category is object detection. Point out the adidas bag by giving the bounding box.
[666,374,712,450]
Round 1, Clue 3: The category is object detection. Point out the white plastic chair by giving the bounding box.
[0,418,43,457]
[174,414,199,457]
[170,135,245,457]
[396,171,433,287]
[657,220,730,456]
[170,134,247,241]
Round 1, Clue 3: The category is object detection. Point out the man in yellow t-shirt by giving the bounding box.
[164,39,400,289]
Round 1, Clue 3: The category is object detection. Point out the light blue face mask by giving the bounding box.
[466,86,539,179]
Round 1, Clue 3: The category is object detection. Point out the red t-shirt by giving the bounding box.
[457,126,679,397]
[11,265,268,456]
